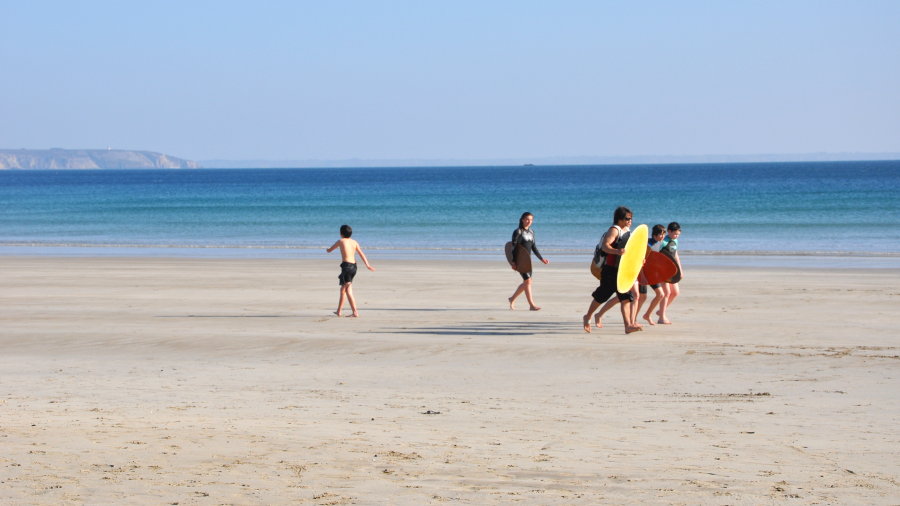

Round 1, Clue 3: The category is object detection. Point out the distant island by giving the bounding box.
[0,149,200,169]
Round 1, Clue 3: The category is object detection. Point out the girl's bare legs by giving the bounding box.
[659,282,679,324]
[667,282,680,308]
[657,283,672,324]
[642,286,665,325]
[509,278,540,310]
[508,282,524,309]
[523,278,541,310]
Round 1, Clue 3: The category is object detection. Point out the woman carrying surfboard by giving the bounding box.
[582,206,642,334]
[507,212,550,310]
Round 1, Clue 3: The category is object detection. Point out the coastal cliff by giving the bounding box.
[0,149,200,169]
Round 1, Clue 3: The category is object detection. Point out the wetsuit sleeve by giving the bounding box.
[511,228,522,245]
[531,239,544,261]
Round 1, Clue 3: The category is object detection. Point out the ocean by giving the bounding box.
[2,161,899,267]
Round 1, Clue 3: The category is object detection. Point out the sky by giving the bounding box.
[2,0,899,162]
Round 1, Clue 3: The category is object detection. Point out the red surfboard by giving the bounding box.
[641,250,677,285]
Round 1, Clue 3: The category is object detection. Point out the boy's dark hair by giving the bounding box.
[652,224,666,236]
[340,224,352,238]
[613,206,632,223]
[667,222,681,232]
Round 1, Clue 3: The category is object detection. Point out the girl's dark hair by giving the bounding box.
[667,222,681,232]
[613,206,632,223]
[519,212,534,229]
[340,224,352,238]
[652,224,666,236]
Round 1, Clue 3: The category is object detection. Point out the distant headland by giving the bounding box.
[0,149,200,169]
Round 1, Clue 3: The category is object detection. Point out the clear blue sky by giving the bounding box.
[2,0,898,161]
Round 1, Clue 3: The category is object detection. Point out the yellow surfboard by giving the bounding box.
[616,224,648,293]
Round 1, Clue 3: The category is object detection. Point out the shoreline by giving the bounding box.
[2,244,900,269]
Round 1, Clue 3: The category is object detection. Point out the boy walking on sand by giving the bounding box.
[582,206,642,334]
[326,224,375,317]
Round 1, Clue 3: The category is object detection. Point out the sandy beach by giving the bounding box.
[1,256,898,504]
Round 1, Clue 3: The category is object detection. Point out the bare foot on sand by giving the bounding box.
[593,314,603,328]
[625,325,643,334]
[529,306,541,311]
[642,313,656,325]
[655,310,672,324]
[508,297,515,310]
[333,311,341,317]
[582,315,591,333]
[349,312,359,318]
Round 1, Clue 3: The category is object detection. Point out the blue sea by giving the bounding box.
[2,161,899,267]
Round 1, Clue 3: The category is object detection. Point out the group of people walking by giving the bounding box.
[507,207,683,334]
[326,207,683,334]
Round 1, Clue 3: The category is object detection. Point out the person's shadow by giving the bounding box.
[371,320,576,337]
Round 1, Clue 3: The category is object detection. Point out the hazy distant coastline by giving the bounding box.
[0,149,199,169]
[3,149,898,170]
[200,152,900,168]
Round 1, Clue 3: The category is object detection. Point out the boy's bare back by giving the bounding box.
[332,238,359,263]
[327,237,375,271]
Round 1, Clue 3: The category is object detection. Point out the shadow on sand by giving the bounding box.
[156,314,301,318]
[372,320,577,337]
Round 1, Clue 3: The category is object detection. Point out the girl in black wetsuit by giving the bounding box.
[508,212,551,310]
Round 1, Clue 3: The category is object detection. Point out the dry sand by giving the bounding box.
[1,256,898,504]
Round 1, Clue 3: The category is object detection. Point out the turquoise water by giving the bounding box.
[1,161,899,263]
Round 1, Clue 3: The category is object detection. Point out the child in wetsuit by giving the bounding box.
[326,224,375,317]
[639,224,668,325]
[656,222,683,324]
[508,212,551,311]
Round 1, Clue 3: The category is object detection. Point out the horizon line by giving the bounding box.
[196,152,900,168]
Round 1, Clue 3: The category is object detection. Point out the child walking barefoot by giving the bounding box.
[640,224,668,325]
[656,222,683,324]
[326,224,375,317]
[508,212,550,310]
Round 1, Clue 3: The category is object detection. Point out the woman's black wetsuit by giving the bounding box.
[512,227,544,280]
